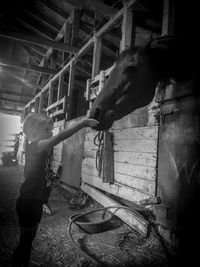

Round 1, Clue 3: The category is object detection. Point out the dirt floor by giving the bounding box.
[0,166,171,267]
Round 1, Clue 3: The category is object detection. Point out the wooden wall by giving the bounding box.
[82,103,159,204]
[51,119,65,173]
[59,116,86,188]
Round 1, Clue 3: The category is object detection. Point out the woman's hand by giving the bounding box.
[81,117,99,128]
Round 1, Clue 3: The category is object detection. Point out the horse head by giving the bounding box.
[89,36,198,131]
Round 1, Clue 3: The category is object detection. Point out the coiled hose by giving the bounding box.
[67,205,171,266]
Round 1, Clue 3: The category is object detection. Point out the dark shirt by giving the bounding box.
[20,141,52,203]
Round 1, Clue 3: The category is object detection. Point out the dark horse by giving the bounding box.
[89,36,199,131]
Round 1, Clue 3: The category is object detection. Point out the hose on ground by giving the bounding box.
[67,205,151,266]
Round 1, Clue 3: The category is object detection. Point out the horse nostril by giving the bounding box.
[93,108,101,121]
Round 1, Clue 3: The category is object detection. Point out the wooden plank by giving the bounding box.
[0,107,22,115]
[84,139,157,153]
[38,93,44,113]
[0,89,32,99]
[96,0,137,39]
[46,96,65,111]
[48,83,53,106]
[24,0,138,108]
[0,97,27,105]
[114,151,157,167]
[120,4,135,52]
[0,58,57,74]
[114,139,157,153]
[114,172,155,195]
[84,149,157,167]
[81,173,152,204]
[115,161,156,180]
[0,78,42,90]
[112,107,150,129]
[0,31,77,53]
[81,182,150,236]
[114,126,158,140]
[62,0,116,18]
[82,158,156,181]
[92,37,102,78]
[85,126,158,141]
[66,62,76,119]
[82,161,155,195]
[162,0,175,35]
[71,9,81,47]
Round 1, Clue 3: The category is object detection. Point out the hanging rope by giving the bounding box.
[94,131,104,176]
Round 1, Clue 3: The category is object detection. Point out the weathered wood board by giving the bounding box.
[60,116,86,188]
[81,182,150,236]
[51,120,65,173]
[82,104,159,204]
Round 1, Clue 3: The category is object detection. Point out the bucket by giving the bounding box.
[69,210,113,234]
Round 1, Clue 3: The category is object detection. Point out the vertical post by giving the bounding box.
[58,74,64,100]
[28,104,31,114]
[63,22,72,63]
[48,83,53,106]
[92,37,102,78]
[35,97,39,113]
[39,93,44,114]
[51,49,57,71]
[162,0,175,35]
[66,61,76,119]
[120,2,135,52]
[71,9,81,47]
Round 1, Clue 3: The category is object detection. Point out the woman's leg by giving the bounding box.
[12,226,38,267]
[12,198,43,267]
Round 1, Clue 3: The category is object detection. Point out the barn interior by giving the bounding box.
[0,0,199,266]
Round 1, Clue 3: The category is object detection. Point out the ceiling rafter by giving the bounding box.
[19,43,42,64]
[23,9,61,33]
[0,76,42,90]
[0,107,23,115]
[0,97,27,105]
[38,0,70,20]
[0,89,32,98]
[61,0,118,18]
[14,16,56,40]
[0,58,58,74]
[0,31,77,53]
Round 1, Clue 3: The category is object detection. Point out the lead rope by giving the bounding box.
[94,131,104,176]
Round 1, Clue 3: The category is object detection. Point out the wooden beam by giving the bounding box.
[62,0,117,18]
[120,3,135,52]
[38,0,69,20]
[0,31,77,53]
[15,16,55,40]
[23,9,60,33]
[0,98,27,105]
[19,43,42,64]
[66,62,76,119]
[0,89,32,98]
[81,183,150,236]
[48,82,53,106]
[23,43,47,57]
[72,9,81,47]
[162,0,175,35]
[62,22,71,63]
[39,93,44,113]
[25,0,138,108]
[0,78,42,90]
[0,107,23,115]
[0,58,57,74]
[92,37,102,77]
